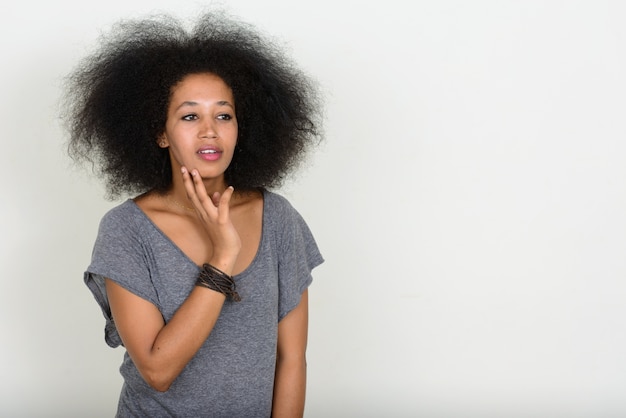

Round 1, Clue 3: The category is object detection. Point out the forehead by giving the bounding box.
[169,72,234,103]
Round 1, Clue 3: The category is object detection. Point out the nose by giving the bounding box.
[199,118,217,139]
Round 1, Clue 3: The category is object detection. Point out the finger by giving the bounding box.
[210,192,221,207]
[217,186,235,221]
[180,167,211,215]
[190,169,214,210]
[220,186,235,203]
[180,167,200,206]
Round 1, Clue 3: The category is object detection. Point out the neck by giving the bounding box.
[168,171,229,205]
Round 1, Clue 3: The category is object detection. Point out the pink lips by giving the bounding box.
[197,145,222,161]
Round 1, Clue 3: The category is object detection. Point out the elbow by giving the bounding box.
[142,368,175,393]
[132,352,183,392]
[149,381,172,393]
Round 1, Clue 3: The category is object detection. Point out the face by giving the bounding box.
[159,72,238,184]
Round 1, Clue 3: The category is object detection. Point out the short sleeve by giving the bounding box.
[84,202,159,347]
[275,197,324,321]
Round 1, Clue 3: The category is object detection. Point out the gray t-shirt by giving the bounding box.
[85,190,323,417]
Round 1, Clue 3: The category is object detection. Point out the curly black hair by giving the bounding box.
[62,11,322,198]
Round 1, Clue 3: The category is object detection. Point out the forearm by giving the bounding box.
[272,356,307,418]
[106,270,231,392]
[142,286,226,391]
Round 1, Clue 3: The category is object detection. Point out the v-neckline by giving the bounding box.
[127,190,266,279]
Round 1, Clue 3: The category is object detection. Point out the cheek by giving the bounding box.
[167,147,181,162]
[227,126,239,149]
[165,138,189,161]
[234,123,240,139]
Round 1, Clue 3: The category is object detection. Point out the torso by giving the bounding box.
[134,189,263,275]
[85,190,323,415]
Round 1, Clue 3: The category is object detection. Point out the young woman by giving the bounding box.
[63,11,324,417]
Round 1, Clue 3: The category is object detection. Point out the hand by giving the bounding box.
[180,167,242,274]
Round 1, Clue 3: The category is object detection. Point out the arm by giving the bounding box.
[106,168,241,392]
[106,280,226,392]
[272,289,309,418]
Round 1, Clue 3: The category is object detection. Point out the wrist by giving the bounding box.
[196,263,241,302]
[207,256,236,276]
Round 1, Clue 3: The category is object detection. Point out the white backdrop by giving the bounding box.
[2,1,626,417]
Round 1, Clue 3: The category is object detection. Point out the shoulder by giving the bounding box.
[262,190,298,217]
[97,199,145,238]
[262,191,316,242]
[102,199,138,216]
[100,199,139,222]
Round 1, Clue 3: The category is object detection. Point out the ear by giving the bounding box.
[157,134,169,148]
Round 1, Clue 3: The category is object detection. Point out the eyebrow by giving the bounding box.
[174,100,234,111]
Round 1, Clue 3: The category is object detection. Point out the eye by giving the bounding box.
[182,114,198,121]
[217,113,233,121]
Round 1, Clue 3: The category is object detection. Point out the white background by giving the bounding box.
[2,1,626,417]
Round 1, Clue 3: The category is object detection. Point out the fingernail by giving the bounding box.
[181,167,187,174]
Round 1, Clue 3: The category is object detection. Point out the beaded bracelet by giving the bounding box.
[196,263,241,302]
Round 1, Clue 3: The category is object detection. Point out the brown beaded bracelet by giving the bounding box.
[196,263,241,302]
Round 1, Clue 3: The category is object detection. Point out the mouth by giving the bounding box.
[197,146,223,161]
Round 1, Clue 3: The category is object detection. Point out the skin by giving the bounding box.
[104,73,308,416]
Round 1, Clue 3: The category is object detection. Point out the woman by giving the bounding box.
[63,11,324,417]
